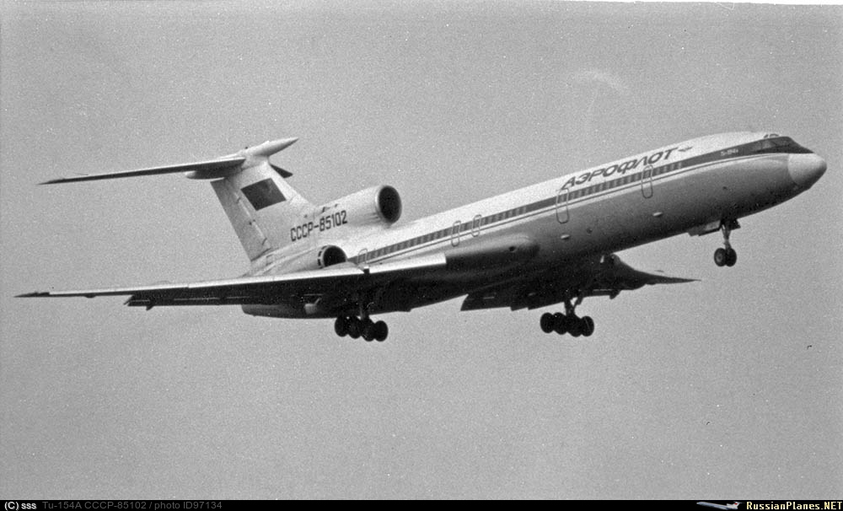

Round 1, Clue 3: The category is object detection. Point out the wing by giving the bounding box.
[18,253,447,314]
[460,253,697,311]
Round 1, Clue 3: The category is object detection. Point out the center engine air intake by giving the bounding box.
[375,185,402,223]
[320,185,402,228]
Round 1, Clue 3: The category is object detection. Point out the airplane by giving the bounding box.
[698,502,741,510]
[18,131,826,342]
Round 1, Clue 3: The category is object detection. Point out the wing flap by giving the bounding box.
[18,253,448,310]
[460,253,697,311]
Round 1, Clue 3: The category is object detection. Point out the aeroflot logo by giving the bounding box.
[561,147,679,189]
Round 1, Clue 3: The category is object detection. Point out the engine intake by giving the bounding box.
[320,185,402,229]
[263,244,348,275]
[376,185,402,224]
[317,245,347,269]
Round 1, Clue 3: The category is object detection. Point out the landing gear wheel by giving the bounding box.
[725,247,737,267]
[553,313,568,335]
[337,314,389,342]
[361,319,376,342]
[334,316,350,337]
[347,317,362,339]
[580,316,595,337]
[373,321,389,342]
[714,247,737,267]
[715,219,740,268]
[714,248,727,267]
[568,315,582,337]
[540,313,555,334]
[539,301,596,338]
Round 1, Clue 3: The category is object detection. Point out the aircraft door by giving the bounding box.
[471,215,482,237]
[451,220,461,247]
[641,165,654,199]
[555,187,570,223]
[358,248,369,270]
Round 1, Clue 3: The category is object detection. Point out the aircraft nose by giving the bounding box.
[788,153,826,189]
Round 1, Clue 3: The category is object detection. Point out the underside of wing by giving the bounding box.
[460,253,697,311]
[18,253,447,316]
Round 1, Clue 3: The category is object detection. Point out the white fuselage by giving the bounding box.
[254,131,825,317]
[24,130,826,328]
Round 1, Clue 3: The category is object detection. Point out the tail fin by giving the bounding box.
[41,137,314,263]
[211,141,313,261]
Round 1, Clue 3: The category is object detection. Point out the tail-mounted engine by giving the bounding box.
[319,185,402,229]
[263,244,348,275]
[316,245,347,269]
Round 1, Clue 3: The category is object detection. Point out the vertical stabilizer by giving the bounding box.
[210,140,313,262]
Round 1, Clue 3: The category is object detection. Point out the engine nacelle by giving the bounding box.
[266,244,348,275]
[316,245,348,269]
[321,185,402,229]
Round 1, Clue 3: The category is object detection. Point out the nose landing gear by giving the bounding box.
[714,247,737,267]
[714,219,739,267]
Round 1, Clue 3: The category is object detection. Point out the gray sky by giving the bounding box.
[2,1,841,499]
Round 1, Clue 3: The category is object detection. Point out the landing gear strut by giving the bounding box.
[714,219,739,267]
[539,297,595,338]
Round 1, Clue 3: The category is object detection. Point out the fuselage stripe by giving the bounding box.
[349,139,796,264]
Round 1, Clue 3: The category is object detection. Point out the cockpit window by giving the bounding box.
[751,137,812,155]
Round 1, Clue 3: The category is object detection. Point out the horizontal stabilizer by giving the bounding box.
[270,163,293,179]
[40,138,299,185]
[40,157,246,185]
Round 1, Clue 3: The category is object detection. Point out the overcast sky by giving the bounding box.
[2,1,841,499]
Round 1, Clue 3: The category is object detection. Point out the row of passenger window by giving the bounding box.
[361,161,684,262]
[563,161,683,200]
[363,206,531,260]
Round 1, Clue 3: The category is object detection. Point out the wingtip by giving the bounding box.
[653,269,700,284]
[16,291,50,298]
[672,276,701,284]
[38,173,102,185]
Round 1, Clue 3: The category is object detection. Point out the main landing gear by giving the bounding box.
[334,315,389,342]
[539,298,595,337]
[540,312,595,337]
[714,219,739,268]
[334,293,389,342]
